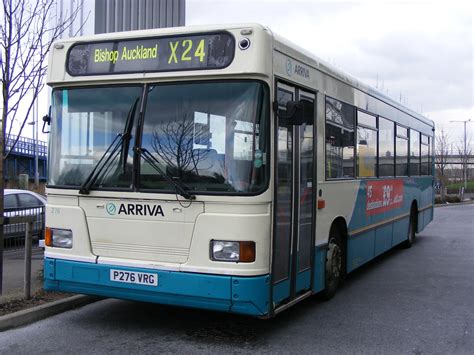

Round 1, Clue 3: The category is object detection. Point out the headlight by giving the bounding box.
[210,240,255,262]
[45,227,73,249]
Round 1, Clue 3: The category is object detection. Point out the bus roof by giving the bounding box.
[51,23,434,128]
[270,30,434,128]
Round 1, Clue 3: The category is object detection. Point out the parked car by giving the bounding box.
[3,189,46,248]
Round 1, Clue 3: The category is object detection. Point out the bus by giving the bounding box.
[43,24,434,317]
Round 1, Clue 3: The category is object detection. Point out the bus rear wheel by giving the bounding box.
[402,210,416,249]
[321,234,343,300]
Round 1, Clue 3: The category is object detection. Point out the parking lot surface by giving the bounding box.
[0,204,473,354]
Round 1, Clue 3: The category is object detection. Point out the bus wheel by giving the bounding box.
[321,235,343,300]
[402,210,416,249]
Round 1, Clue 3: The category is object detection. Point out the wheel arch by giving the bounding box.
[329,216,349,240]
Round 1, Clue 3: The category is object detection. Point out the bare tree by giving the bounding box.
[435,126,451,202]
[0,0,84,294]
[1,0,83,157]
[150,113,210,179]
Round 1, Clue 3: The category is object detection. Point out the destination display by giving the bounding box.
[67,33,235,76]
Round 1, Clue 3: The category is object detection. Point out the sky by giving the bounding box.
[186,0,473,150]
[16,0,474,150]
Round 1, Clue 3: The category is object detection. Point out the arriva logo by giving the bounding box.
[285,58,293,76]
[285,58,310,80]
[105,201,165,217]
[106,202,117,215]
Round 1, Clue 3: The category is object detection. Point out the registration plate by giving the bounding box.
[110,269,158,286]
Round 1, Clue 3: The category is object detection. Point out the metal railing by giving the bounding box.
[5,134,47,158]
[3,206,45,249]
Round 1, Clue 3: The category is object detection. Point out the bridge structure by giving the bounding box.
[4,135,47,182]
[442,154,474,166]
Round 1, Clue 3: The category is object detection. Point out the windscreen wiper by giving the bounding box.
[134,147,196,200]
[79,133,124,194]
[79,99,139,195]
[120,98,139,172]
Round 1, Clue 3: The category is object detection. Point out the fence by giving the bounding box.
[1,215,39,299]
[3,206,45,249]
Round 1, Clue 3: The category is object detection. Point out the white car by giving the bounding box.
[4,189,46,247]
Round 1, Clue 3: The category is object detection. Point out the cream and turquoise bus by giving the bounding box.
[43,24,434,317]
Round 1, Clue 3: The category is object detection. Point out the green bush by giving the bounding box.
[435,194,461,204]
[445,195,461,203]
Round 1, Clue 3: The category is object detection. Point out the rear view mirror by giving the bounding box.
[42,106,51,134]
[280,99,314,125]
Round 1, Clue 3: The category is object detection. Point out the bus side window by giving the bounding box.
[325,97,355,179]
[421,135,430,175]
[395,125,409,176]
[379,117,395,177]
[410,130,421,176]
[356,111,377,178]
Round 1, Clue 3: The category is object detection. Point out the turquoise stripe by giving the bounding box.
[44,258,270,316]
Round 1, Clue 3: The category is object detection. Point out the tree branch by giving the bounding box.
[2,0,86,159]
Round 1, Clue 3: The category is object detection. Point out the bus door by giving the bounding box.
[272,82,316,307]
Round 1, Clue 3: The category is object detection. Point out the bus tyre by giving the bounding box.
[402,210,416,249]
[321,235,343,300]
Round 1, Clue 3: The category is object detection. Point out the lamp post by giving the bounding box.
[29,45,39,190]
[450,119,472,190]
[27,115,39,189]
[34,89,39,189]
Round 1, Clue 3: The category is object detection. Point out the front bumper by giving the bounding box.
[44,258,270,316]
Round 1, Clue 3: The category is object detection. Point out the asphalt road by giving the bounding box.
[1,204,473,354]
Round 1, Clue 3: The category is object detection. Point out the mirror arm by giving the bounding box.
[42,114,51,134]
[42,105,52,134]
